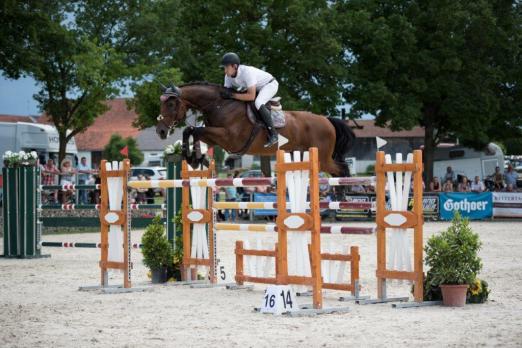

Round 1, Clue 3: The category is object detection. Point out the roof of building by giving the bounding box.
[0,114,38,123]
[136,126,183,151]
[38,98,140,151]
[348,119,424,138]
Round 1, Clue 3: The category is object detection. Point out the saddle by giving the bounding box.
[246,97,286,129]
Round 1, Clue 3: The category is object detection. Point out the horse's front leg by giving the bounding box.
[182,127,194,158]
[192,126,233,152]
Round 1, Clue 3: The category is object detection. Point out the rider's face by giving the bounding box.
[224,64,237,77]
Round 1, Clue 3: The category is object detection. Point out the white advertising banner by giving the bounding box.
[492,192,522,218]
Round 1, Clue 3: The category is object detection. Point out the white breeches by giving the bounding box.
[255,80,279,109]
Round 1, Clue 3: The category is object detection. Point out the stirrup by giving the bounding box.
[264,134,278,148]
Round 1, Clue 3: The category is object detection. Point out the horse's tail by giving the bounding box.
[327,117,356,176]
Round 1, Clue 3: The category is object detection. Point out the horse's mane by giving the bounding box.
[179,81,222,88]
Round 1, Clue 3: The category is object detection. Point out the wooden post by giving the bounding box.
[235,241,244,286]
[350,246,359,296]
[375,151,387,299]
[412,150,424,302]
[308,147,322,309]
[275,150,288,285]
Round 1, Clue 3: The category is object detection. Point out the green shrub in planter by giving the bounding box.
[425,212,482,286]
[142,216,173,283]
[424,212,484,305]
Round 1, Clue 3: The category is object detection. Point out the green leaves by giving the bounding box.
[141,216,174,270]
[103,134,144,166]
[424,212,482,286]
[129,67,184,130]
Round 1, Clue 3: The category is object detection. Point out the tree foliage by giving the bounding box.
[165,0,345,115]
[0,0,172,165]
[336,0,522,179]
[103,134,143,165]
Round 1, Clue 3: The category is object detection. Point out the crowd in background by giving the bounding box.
[428,165,520,193]
[40,156,98,204]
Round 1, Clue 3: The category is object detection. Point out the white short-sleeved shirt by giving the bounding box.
[224,65,274,91]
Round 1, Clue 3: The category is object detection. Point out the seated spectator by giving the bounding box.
[471,176,485,193]
[40,158,60,203]
[444,166,455,184]
[429,177,441,192]
[493,166,504,191]
[457,176,471,192]
[504,164,518,191]
[443,179,454,192]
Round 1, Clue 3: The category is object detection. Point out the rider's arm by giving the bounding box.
[232,86,256,101]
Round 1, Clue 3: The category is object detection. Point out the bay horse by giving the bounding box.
[157,82,355,177]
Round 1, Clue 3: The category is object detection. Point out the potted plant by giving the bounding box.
[164,141,183,164]
[424,212,483,306]
[141,216,174,283]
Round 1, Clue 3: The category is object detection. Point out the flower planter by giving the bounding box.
[165,154,182,163]
[440,284,469,307]
[151,267,169,283]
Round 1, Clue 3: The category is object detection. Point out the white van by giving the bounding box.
[433,143,504,180]
[0,122,78,169]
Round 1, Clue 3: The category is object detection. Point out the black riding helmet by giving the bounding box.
[221,52,240,67]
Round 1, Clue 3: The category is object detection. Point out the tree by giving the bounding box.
[169,0,345,114]
[129,67,184,129]
[0,0,175,166]
[103,134,143,165]
[336,0,522,181]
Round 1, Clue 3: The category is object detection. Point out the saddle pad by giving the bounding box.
[247,105,286,129]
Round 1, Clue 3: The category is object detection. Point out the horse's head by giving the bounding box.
[157,85,186,139]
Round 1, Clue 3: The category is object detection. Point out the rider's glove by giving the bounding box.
[220,90,234,99]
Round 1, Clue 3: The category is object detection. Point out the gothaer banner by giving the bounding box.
[439,192,492,220]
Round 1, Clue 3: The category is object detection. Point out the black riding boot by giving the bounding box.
[258,105,278,148]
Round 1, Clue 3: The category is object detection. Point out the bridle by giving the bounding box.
[157,87,186,135]
[157,85,229,135]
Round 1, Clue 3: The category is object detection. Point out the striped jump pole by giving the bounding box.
[127,176,375,189]
[40,184,100,191]
[41,242,142,249]
[39,203,166,210]
[213,201,373,210]
[215,223,374,235]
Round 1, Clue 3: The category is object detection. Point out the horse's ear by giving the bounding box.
[156,80,168,93]
[168,82,182,97]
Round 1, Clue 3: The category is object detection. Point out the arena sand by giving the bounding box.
[1,221,521,347]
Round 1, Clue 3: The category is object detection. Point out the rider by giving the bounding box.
[220,52,279,148]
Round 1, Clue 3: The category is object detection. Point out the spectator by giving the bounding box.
[444,166,455,184]
[493,166,504,191]
[471,176,485,193]
[144,175,155,204]
[504,164,518,192]
[60,159,77,203]
[224,174,237,222]
[457,176,471,192]
[136,174,148,203]
[443,179,454,192]
[429,177,442,192]
[77,157,94,204]
[40,158,60,203]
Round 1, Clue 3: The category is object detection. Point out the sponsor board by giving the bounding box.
[439,192,492,220]
[492,192,522,218]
